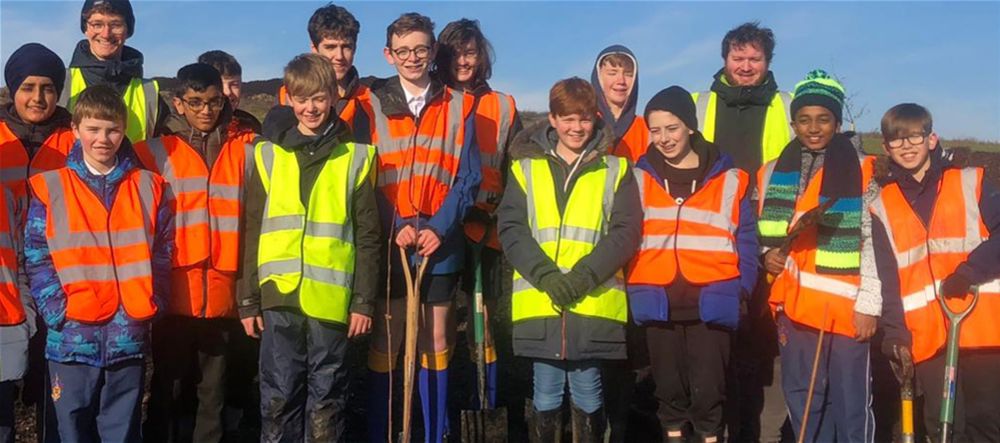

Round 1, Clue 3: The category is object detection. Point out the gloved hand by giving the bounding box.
[887,344,914,386]
[564,269,594,304]
[538,273,575,308]
[940,272,972,299]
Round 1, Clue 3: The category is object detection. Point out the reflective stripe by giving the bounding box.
[176,208,209,228]
[522,159,536,232]
[640,234,735,252]
[256,141,276,189]
[211,215,240,233]
[0,167,26,184]
[496,92,514,152]
[142,79,158,141]
[633,169,646,206]
[535,227,559,244]
[303,264,352,287]
[259,259,300,279]
[602,157,622,224]
[717,169,740,222]
[367,94,394,153]
[48,228,149,252]
[901,283,937,312]
[305,221,349,240]
[169,177,209,195]
[759,161,778,207]
[261,215,304,233]
[695,92,711,135]
[960,168,982,244]
[0,268,15,284]
[209,184,241,200]
[57,260,152,284]
[147,138,173,179]
[789,258,859,300]
[560,226,602,244]
[379,164,454,188]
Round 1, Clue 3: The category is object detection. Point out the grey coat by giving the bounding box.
[1,191,36,382]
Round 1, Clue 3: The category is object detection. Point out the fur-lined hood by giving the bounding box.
[508,118,615,163]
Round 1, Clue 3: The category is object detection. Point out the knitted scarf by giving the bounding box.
[759,134,863,275]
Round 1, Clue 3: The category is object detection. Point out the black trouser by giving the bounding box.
[916,349,1000,442]
[146,315,235,443]
[0,381,15,443]
[646,320,731,438]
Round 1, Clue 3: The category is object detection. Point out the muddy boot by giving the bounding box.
[570,404,605,443]
[527,405,563,443]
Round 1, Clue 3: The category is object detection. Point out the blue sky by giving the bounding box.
[2,1,999,141]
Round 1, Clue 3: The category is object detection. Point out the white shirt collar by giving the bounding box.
[402,80,430,116]
[84,157,118,176]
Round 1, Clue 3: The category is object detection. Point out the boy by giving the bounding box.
[239,53,379,442]
[496,77,640,442]
[758,70,880,442]
[134,63,258,443]
[365,13,480,443]
[198,50,263,133]
[591,45,648,162]
[872,103,1000,441]
[277,3,373,142]
[627,86,758,442]
[435,17,521,411]
[62,0,168,143]
[24,85,173,442]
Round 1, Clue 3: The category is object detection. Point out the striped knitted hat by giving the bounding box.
[790,69,845,123]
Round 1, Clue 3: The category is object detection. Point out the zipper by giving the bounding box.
[104,176,120,366]
[201,172,210,318]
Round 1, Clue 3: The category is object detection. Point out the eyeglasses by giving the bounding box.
[886,134,926,149]
[180,97,226,112]
[392,45,431,61]
[86,20,127,34]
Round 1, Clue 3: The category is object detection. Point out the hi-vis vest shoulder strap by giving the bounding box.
[509,155,629,324]
[693,90,793,165]
[628,167,748,285]
[29,167,163,322]
[0,122,75,200]
[254,140,375,323]
[67,68,159,143]
[870,167,1000,363]
[473,91,516,209]
[0,187,24,326]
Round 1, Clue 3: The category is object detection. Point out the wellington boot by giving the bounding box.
[570,404,605,443]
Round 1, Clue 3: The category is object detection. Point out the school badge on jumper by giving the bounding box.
[51,373,62,402]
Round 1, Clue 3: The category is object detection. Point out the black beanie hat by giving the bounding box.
[644,86,697,131]
[4,43,67,97]
[81,0,135,38]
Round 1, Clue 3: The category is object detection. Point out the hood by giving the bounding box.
[508,118,614,163]
[709,68,778,108]
[69,39,144,91]
[591,45,639,142]
[260,104,351,151]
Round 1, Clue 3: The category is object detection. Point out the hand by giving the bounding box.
[564,269,594,303]
[395,225,417,249]
[764,249,787,276]
[241,315,264,339]
[888,344,914,385]
[348,313,373,338]
[853,312,877,342]
[940,272,972,299]
[416,229,441,257]
[539,273,575,308]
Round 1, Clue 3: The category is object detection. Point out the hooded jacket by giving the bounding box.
[238,107,380,320]
[705,69,784,173]
[874,147,1000,355]
[24,141,174,367]
[497,119,642,360]
[628,135,759,329]
[592,45,648,162]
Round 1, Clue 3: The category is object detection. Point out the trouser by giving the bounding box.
[0,381,15,443]
[646,320,730,438]
[778,314,874,443]
[259,308,349,443]
[146,315,234,443]
[915,349,1000,442]
[532,359,603,413]
[48,359,144,443]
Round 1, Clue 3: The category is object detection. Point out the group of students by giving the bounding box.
[1,1,999,443]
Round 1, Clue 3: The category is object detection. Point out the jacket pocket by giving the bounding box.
[584,318,625,344]
[699,278,741,330]
[627,284,669,326]
[513,319,546,340]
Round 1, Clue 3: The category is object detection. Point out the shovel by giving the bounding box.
[767,198,838,283]
[937,284,980,443]
[460,242,508,443]
[399,246,429,443]
[900,366,915,443]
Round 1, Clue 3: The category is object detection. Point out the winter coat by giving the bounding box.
[706,69,783,173]
[497,120,642,360]
[24,142,174,367]
[0,187,35,382]
[591,45,647,162]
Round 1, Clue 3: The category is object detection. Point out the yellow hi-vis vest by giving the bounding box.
[254,140,375,323]
[509,155,629,324]
[692,90,793,166]
[66,68,159,143]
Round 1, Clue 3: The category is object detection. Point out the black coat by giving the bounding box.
[497,120,642,361]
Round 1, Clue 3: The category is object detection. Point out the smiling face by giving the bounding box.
[384,31,435,83]
[220,75,242,109]
[793,106,841,151]
[452,40,479,88]
[84,11,128,61]
[174,85,225,133]
[723,43,768,87]
[312,36,356,82]
[73,116,124,171]
[598,59,635,110]
[14,76,59,124]
[548,112,595,153]
[882,127,939,178]
[290,90,332,135]
[647,110,695,161]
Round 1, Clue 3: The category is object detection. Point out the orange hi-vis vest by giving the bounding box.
[464,91,517,250]
[369,86,474,219]
[0,187,24,325]
[628,166,748,285]
[0,120,75,200]
[279,84,375,143]
[759,154,876,338]
[611,115,649,163]
[870,167,1000,363]
[133,133,255,317]
[29,167,164,323]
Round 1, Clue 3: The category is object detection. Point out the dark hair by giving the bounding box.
[308,3,360,46]
[197,50,241,77]
[721,21,775,63]
[386,13,435,48]
[174,63,223,97]
[72,84,127,126]
[549,77,598,118]
[881,103,933,141]
[435,19,494,87]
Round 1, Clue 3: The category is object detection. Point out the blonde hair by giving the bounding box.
[72,85,127,127]
[283,53,336,98]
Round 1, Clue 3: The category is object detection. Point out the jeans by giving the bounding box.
[532,359,602,413]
